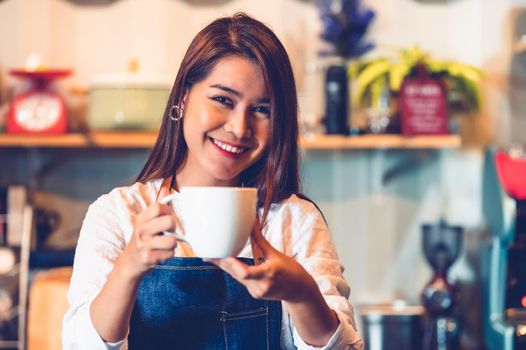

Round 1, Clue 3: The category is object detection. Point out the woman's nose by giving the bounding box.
[223,109,252,138]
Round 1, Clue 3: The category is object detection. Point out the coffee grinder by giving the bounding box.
[421,219,463,350]
[482,146,526,350]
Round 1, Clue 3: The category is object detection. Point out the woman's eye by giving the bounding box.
[211,96,233,106]
[253,105,271,117]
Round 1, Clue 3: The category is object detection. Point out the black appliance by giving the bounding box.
[481,146,526,350]
[421,219,463,350]
[324,64,349,135]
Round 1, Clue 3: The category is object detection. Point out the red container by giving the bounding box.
[495,148,526,200]
[400,64,449,135]
[6,69,71,134]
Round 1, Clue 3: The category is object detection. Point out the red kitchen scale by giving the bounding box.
[6,69,72,134]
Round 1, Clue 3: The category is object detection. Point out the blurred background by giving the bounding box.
[0,0,525,349]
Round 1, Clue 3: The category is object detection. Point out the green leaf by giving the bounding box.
[352,59,391,107]
[445,62,483,110]
[349,46,484,113]
[389,63,411,92]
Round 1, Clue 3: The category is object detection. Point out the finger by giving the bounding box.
[251,219,266,245]
[139,235,178,250]
[136,214,176,238]
[156,249,176,261]
[136,204,173,226]
[250,226,265,264]
[141,249,175,266]
[250,223,276,256]
[243,263,271,280]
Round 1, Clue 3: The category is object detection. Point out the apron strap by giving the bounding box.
[156,177,173,202]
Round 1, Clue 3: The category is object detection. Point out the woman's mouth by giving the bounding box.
[209,137,248,157]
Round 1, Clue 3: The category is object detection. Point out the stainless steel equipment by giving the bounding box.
[360,303,424,350]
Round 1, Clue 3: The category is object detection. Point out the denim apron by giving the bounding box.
[128,257,282,349]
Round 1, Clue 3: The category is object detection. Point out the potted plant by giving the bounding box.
[348,45,483,134]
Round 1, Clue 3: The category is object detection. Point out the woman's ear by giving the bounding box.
[180,89,189,111]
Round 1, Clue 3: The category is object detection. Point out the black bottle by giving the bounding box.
[324,64,349,135]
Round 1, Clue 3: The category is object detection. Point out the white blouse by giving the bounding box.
[62,179,363,350]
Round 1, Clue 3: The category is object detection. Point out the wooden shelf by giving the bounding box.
[0,132,158,148]
[0,340,20,348]
[0,132,461,150]
[301,134,461,150]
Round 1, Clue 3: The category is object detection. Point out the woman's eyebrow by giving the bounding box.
[210,84,270,103]
[210,84,240,96]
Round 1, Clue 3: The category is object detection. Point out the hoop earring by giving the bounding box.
[169,105,184,121]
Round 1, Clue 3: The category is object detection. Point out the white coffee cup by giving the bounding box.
[160,186,258,258]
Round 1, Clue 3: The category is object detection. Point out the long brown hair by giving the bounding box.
[137,13,301,224]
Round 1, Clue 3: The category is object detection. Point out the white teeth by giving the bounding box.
[212,138,245,154]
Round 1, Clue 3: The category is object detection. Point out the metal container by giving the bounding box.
[360,304,425,350]
[88,73,171,131]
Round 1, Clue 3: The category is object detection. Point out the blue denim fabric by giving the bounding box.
[128,258,282,349]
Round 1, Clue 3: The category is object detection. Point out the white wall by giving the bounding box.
[0,0,320,94]
[0,0,523,341]
[1,0,522,143]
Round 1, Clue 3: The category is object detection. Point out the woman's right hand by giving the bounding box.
[90,187,178,343]
[117,187,178,280]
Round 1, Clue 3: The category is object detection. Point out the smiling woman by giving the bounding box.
[62,13,363,350]
[137,13,301,215]
[178,56,271,187]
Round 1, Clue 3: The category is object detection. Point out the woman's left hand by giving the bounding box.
[206,222,317,303]
[208,221,340,346]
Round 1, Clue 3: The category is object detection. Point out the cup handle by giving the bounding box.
[159,194,188,244]
[162,229,188,244]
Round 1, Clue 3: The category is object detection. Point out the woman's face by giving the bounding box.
[178,55,271,187]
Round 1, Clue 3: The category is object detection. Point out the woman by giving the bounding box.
[63,13,363,349]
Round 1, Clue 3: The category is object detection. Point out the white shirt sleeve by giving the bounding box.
[278,198,363,350]
[62,194,129,350]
